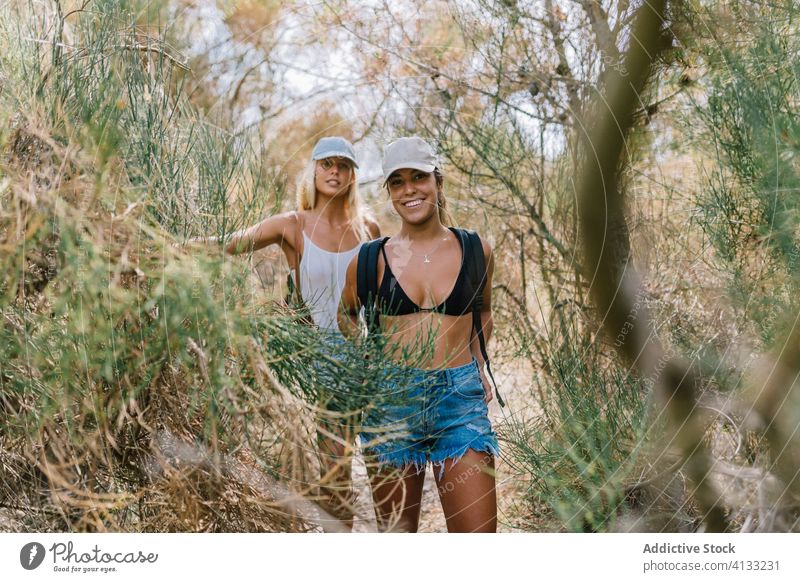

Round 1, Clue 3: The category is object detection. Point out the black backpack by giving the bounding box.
[356,228,505,407]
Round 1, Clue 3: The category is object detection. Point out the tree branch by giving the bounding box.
[575,0,729,532]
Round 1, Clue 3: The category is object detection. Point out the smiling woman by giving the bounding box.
[338,136,500,533]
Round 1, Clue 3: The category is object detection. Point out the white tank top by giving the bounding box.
[295,232,361,333]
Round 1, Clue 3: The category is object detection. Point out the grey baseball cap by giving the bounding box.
[311,136,359,168]
[382,136,437,183]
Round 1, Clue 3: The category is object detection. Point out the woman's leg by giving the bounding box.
[433,449,497,533]
[368,462,426,532]
[317,420,356,532]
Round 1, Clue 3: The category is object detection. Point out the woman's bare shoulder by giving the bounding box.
[246,210,301,252]
[266,210,302,233]
[477,233,492,260]
[365,216,381,239]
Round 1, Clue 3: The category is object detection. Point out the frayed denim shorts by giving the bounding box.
[360,358,499,474]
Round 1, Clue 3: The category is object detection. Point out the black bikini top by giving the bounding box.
[376,228,474,317]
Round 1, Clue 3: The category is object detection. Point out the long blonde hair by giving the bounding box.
[295,159,370,241]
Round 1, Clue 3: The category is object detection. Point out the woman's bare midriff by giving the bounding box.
[380,312,474,369]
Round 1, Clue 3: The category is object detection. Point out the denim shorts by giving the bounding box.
[360,359,499,475]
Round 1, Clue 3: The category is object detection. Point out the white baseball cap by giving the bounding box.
[311,136,359,168]
[382,136,438,183]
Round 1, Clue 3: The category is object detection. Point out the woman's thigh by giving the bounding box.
[433,449,497,533]
[368,463,426,532]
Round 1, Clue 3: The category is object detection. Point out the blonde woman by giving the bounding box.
[193,136,379,531]
[339,136,500,532]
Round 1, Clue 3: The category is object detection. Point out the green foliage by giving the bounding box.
[2,0,275,238]
[505,332,649,532]
[692,1,800,347]
[0,0,380,532]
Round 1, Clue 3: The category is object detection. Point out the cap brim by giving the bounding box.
[382,162,436,184]
[312,152,359,168]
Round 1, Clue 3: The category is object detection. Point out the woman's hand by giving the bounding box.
[479,366,493,404]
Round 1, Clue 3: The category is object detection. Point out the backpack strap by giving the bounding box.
[457,228,506,408]
[357,237,388,336]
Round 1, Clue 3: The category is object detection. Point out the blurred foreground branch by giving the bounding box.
[575,0,728,532]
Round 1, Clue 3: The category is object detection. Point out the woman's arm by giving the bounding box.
[337,219,379,338]
[338,254,362,339]
[470,237,495,402]
[190,212,299,255]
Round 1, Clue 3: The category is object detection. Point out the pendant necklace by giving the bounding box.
[409,234,449,264]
